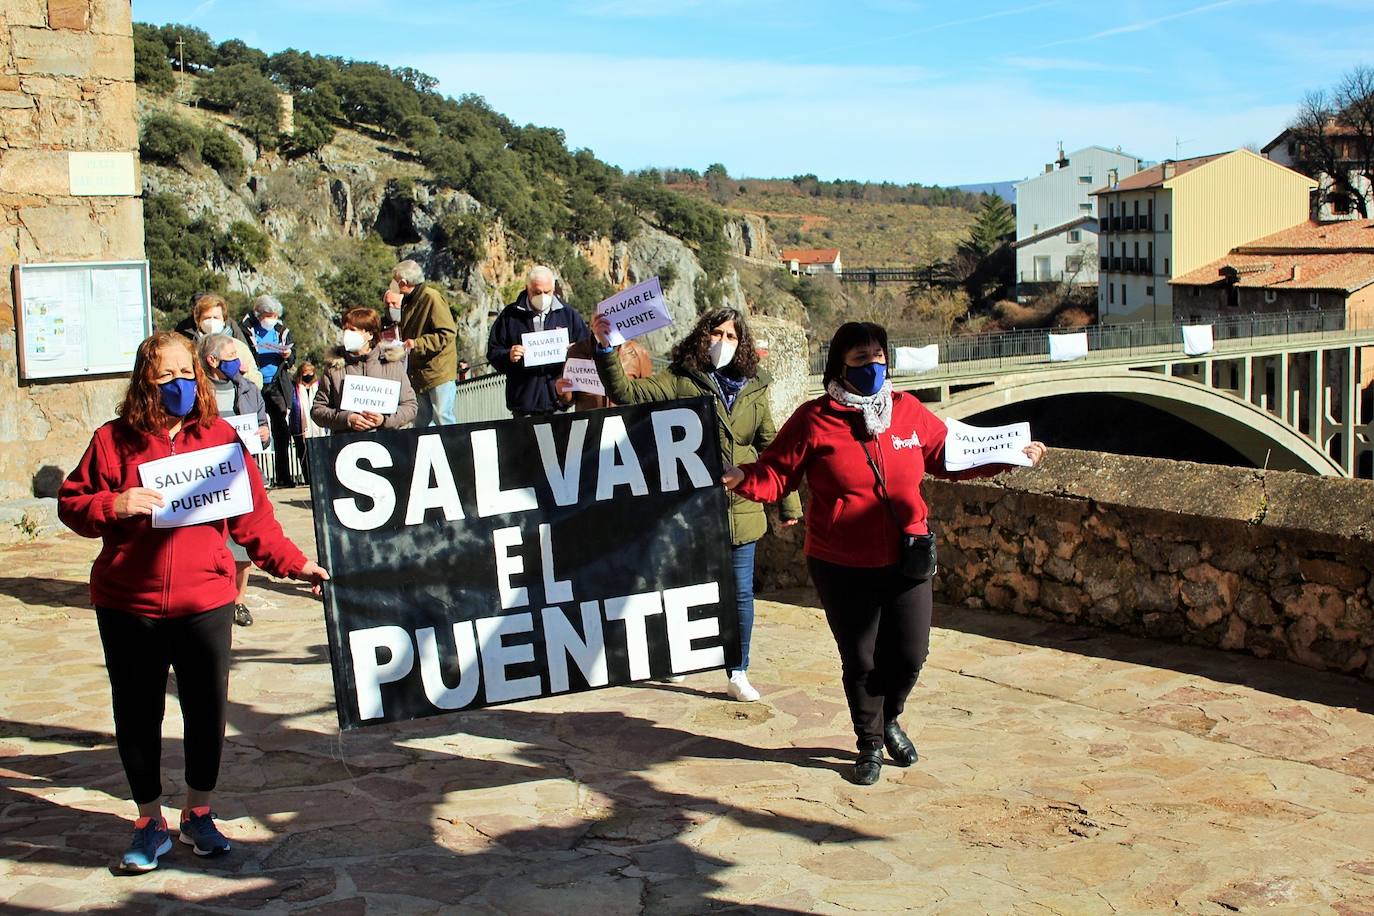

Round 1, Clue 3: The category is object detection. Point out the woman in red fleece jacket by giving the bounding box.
[58,331,328,872]
[724,321,1046,786]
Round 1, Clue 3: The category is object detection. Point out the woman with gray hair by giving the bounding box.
[197,333,271,627]
[242,294,298,486]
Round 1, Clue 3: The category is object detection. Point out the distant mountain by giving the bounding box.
[954,181,1017,204]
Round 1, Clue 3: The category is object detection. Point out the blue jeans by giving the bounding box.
[414,380,457,427]
[731,540,757,675]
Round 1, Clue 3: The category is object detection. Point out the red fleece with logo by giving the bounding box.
[735,392,1005,568]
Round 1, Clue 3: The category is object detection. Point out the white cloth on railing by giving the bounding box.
[1048,332,1088,362]
[892,344,939,375]
[1181,324,1214,356]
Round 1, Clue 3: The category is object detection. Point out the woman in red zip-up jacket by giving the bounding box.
[723,321,1046,786]
[58,331,328,872]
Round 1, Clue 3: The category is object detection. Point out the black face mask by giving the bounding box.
[300,373,315,383]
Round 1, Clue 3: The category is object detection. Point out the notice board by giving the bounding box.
[13,260,152,381]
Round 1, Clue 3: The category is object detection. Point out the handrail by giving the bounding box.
[809,309,1357,374]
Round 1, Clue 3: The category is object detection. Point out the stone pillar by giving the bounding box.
[0,0,143,507]
[749,315,808,427]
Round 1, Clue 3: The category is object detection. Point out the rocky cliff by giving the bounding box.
[138,91,784,361]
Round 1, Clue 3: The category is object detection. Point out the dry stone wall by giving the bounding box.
[757,449,1374,681]
[1,0,142,505]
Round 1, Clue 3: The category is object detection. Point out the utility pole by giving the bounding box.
[176,37,185,73]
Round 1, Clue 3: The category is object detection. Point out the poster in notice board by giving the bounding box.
[13,260,152,381]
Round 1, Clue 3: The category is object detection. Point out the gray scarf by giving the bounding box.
[826,379,893,435]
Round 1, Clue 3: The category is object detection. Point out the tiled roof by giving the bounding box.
[780,248,840,264]
[1091,153,1227,194]
[1013,215,1096,249]
[1236,219,1374,252]
[1171,251,1374,293]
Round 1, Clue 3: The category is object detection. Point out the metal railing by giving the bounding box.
[808,308,1355,374]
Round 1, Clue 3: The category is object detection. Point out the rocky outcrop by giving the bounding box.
[725,212,777,261]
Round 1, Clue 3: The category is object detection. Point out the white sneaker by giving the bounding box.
[726,671,760,702]
[661,675,686,683]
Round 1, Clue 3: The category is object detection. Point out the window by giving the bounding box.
[1333,195,1352,215]
[1110,284,1115,304]
[1133,200,1141,216]
[1227,285,1239,308]
[1067,255,1083,272]
[1079,175,1093,183]
[1164,213,1170,230]
[1123,284,1128,306]
[1110,202,1116,216]
[1310,292,1320,309]
[1264,290,1277,304]
[1146,286,1154,296]
[1147,242,1154,273]
[1033,223,1039,231]
[1191,287,1201,298]
[1109,241,1115,256]
[1079,203,1092,212]
[1164,257,1170,274]
[1068,230,1081,242]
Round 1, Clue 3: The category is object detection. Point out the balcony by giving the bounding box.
[1110,257,1122,271]
[1100,256,1109,270]
[1123,215,1135,231]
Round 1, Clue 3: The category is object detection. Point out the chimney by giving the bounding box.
[1107,168,1119,188]
[1291,264,1301,282]
[1162,160,1176,180]
[1045,163,1053,174]
[1056,141,1068,169]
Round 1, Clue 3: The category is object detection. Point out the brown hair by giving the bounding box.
[669,306,760,379]
[192,292,229,324]
[117,332,219,434]
[342,307,381,340]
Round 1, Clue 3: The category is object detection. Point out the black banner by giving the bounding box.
[308,397,739,730]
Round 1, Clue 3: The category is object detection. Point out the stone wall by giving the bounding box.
[0,0,142,506]
[757,450,1374,681]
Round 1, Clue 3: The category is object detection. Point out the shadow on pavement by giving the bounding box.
[762,586,1374,714]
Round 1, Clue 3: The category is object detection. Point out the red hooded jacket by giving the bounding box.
[58,417,308,617]
[735,391,1004,568]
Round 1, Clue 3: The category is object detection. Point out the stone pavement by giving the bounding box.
[2,490,1373,914]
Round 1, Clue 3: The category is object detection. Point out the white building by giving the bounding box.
[1013,146,1144,297]
[780,248,843,276]
[1263,125,1371,222]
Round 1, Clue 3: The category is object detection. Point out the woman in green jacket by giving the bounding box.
[593,307,803,702]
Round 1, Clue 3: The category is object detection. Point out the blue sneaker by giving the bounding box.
[121,817,172,872]
[179,807,231,857]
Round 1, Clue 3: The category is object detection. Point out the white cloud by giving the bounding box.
[1041,0,1269,48]
[411,50,1292,183]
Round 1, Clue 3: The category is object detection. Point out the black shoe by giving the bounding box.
[233,603,254,627]
[884,721,918,767]
[853,746,883,785]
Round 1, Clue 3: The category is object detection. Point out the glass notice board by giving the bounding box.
[13,260,153,381]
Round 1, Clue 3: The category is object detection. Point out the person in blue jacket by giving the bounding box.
[486,265,591,417]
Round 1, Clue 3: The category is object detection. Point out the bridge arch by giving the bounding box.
[928,369,1345,476]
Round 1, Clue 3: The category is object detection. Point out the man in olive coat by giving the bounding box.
[391,260,458,426]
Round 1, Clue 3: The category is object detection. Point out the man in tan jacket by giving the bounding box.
[391,260,458,426]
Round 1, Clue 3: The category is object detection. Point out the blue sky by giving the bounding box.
[133,0,1370,185]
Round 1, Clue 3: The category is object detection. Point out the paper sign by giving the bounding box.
[340,376,402,414]
[595,277,673,346]
[521,327,570,367]
[562,357,605,395]
[893,344,939,375]
[943,418,1034,471]
[225,413,265,455]
[138,443,253,529]
[1048,332,1088,362]
[1182,324,1214,356]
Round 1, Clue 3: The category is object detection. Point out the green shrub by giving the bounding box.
[199,127,245,183]
[436,210,488,267]
[139,113,203,168]
[322,237,398,309]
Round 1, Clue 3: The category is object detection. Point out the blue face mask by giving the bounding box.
[158,378,198,417]
[845,361,886,396]
[219,358,241,379]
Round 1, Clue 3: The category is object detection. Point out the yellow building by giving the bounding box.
[1093,149,1317,323]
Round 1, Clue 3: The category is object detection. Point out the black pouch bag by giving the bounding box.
[859,436,939,582]
[899,531,938,581]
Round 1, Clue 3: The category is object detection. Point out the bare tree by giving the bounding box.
[1288,66,1374,218]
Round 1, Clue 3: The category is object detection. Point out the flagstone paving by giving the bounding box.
[1,490,1372,914]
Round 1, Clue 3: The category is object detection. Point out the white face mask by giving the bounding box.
[258,315,279,330]
[388,306,402,322]
[199,317,225,336]
[529,291,553,312]
[709,338,737,369]
[342,329,367,353]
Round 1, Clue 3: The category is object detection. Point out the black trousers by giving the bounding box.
[96,605,234,805]
[265,402,294,486]
[807,557,933,750]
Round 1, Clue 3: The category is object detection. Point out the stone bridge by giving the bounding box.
[808,312,1374,478]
